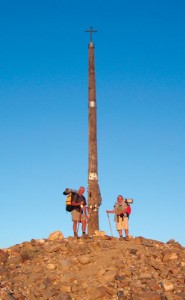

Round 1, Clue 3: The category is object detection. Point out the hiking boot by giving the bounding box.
[125,236,129,241]
[74,232,78,238]
[119,236,124,240]
[82,233,88,238]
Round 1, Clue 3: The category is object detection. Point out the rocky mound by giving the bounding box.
[0,232,185,300]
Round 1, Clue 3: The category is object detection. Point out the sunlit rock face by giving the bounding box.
[0,233,185,299]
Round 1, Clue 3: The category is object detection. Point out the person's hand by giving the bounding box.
[106,210,109,213]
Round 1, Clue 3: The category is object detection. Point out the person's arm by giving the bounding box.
[77,196,88,216]
[72,202,81,206]
[83,205,88,217]
[116,206,128,215]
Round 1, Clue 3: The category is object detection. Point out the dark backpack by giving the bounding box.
[63,188,78,212]
[65,192,75,212]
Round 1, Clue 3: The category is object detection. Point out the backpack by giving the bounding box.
[65,192,75,212]
[63,188,77,212]
[114,202,132,221]
[126,204,131,217]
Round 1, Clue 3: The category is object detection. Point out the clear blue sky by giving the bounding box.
[1,0,185,248]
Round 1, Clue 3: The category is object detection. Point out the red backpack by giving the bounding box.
[126,205,131,217]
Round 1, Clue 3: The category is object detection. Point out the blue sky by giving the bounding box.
[1,0,185,248]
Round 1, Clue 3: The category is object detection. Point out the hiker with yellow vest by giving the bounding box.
[106,195,131,241]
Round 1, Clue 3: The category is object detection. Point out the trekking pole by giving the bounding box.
[77,203,83,236]
[107,212,113,237]
[77,221,80,236]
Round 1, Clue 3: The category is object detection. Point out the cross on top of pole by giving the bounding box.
[85,26,97,43]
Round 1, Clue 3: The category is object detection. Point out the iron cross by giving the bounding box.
[85,26,97,42]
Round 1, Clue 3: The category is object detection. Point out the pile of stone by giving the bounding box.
[0,231,185,300]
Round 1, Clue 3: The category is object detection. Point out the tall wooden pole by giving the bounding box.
[85,27,102,235]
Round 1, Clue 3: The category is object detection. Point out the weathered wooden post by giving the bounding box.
[85,27,102,235]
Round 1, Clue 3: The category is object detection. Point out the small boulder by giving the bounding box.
[94,230,105,237]
[48,231,64,241]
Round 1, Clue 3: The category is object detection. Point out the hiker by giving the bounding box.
[106,195,130,241]
[71,186,88,238]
